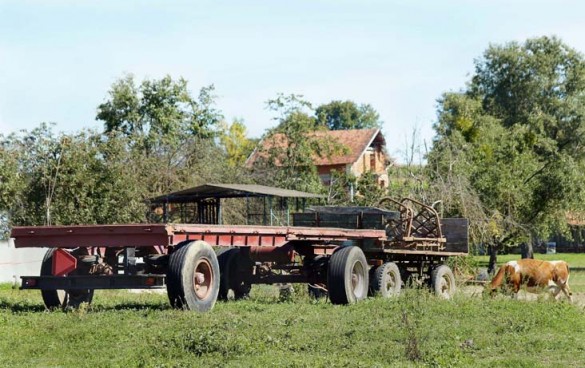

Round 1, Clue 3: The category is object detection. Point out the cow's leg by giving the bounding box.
[560,283,573,303]
[549,285,561,301]
[512,282,520,299]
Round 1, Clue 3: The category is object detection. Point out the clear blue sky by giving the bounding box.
[1,0,584,161]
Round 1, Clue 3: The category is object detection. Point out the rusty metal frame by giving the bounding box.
[20,275,166,290]
[377,197,447,251]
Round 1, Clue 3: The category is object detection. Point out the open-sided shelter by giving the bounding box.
[149,183,325,226]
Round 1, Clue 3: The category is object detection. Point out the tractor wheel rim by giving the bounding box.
[440,276,450,295]
[351,261,365,297]
[385,271,396,292]
[193,258,213,300]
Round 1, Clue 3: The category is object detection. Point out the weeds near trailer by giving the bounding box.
[398,289,425,362]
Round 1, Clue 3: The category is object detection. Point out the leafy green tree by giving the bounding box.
[96,75,225,196]
[3,125,147,226]
[0,135,23,237]
[354,171,387,206]
[97,74,221,150]
[315,100,382,130]
[428,36,585,261]
[254,94,325,193]
[249,94,349,194]
[326,170,357,205]
[219,119,256,167]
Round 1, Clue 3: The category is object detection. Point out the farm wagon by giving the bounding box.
[11,190,468,311]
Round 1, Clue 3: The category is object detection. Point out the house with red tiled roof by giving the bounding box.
[247,128,391,188]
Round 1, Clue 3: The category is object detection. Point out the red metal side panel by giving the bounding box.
[11,224,172,248]
[11,223,387,250]
[168,224,386,247]
[168,224,289,247]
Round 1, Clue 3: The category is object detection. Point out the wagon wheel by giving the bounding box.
[370,262,402,298]
[216,248,252,301]
[431,265,456,299]
[327,246,369,305]
[40,248,94,310]
[166,241,220,312]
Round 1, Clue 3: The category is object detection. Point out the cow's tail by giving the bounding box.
[488,264,508,293]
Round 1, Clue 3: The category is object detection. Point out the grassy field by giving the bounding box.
[1,275,585,367]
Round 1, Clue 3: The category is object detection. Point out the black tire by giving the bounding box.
[221,248,252,300]
[371,262,402,298]
[166,241,191,308]
[166,241,220,312]
[327,246,369,305]
[216,248,238,301]
[40,248,94,309]
[431,264,456,299]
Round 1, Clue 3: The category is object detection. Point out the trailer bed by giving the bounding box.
[11,223,387,248]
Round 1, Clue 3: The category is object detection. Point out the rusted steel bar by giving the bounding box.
[248,245,294,263]
[20,275,166,290]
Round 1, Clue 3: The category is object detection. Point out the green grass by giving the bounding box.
[1,285,584,367]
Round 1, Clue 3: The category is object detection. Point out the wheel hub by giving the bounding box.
[193,259,213,300]
[351,261,365,297]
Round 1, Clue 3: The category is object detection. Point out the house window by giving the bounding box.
[370,152,376,171]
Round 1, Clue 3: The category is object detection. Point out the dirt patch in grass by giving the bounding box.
[460,284,585,306]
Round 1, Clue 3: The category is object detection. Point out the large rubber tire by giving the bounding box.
[216,248,252,300]
[217,248,251,300]
[327,246,369,305]
[371,262,402,298]
[40,248,94,309]
[431,265,456,299]
[216,248,233,301]
[166,241,220,312]
[166,241,191,307]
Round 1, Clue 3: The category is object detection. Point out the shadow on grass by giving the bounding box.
[0,300,46,313]
[0,299,171,313]
[102,302,171,311]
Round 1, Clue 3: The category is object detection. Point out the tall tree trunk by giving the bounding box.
[525,242,534,259]
[487,244,498,275]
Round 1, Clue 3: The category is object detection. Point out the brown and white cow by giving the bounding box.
[489,259,572,302]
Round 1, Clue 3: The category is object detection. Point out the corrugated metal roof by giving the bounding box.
[150,183,325,203]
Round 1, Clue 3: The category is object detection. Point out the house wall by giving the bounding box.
[0,239,45,284]
[348,146,389,187]
[317,164,347,185]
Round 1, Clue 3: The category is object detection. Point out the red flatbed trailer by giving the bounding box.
[11,199,469,312]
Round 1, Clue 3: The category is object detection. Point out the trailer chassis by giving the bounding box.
[11,203,468,312]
